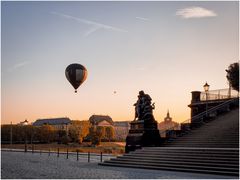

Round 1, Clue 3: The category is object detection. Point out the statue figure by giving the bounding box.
[133,90,145,120]
[134,90,155,120]
[126,90,161,153]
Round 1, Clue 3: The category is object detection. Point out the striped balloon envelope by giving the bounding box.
[65,63,88,93]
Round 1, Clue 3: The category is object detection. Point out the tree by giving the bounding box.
[38,125,56,143]
[226,62,239,91]
[105,126,115,142]
[96,126,105,141]
[1,125,41,143]
[1,125,11,142]
[68,121,90,144]
[88,127,100,146]
[68,126,79,142]
[56,129,70,144]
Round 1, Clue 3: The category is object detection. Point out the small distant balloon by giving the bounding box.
[65,63,88,93]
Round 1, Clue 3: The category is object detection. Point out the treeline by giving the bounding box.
[1,125,56,143]
[1,121,115,146]
[87,126,115,145]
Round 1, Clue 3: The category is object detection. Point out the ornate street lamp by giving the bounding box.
[10,121,12,151]
[203,82,210,118]
[203,82,210,100]
[22,119,28,152]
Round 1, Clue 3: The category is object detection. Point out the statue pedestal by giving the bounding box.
[125,119,162,153]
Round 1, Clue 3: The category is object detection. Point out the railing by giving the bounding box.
[1,148,116,163]
[200,88,239,101]
[160,97,239,138]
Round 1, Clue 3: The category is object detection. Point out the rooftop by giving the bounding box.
[33,117,71,126]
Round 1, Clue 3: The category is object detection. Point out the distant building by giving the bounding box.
[19,119,29,126]
[89,115,131,141]
[89,115,114,127]
[33,117,71,131]
[114,121,130,141]
[158,111,180,137]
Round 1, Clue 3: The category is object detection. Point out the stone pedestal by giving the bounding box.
[125,119,162,153]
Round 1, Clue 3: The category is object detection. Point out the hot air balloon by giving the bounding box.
[65,63,88,93]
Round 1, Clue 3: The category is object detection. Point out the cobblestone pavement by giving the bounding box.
[1,151,236,179]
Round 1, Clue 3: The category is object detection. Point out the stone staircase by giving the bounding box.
[100,108,239,177]
[163,108,239,148]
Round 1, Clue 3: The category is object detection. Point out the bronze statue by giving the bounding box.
[126,90,161,153]
[134,90,155,120]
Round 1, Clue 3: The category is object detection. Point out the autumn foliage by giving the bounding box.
[1,120,115,146]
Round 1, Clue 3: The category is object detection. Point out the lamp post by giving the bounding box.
[203,82,210,119]
[23,119,28,153]
[228,84,231,99]
[10,121,13,151]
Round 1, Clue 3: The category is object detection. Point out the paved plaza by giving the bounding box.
[1,151,236,179]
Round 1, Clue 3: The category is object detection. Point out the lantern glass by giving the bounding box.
[203,82,210,92]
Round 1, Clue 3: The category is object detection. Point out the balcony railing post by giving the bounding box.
[77,150,79,161]
[88,152,90,162]
[228,85,231,98]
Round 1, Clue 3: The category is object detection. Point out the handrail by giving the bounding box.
[199,88,239,94]
[200,88,239,101]
[200,93,239,101]
[160,97,239,136]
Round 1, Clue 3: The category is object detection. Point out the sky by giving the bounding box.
[1,1,239,124]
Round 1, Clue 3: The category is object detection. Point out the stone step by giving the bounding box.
[178,136,239,139]
[183,126,239,130]
[117,155,239,165]
[184,132,239,135]
[141,147,239,151]
[139,147,239,153]
[170,139,239,143]
[171,140,239,143]
[163,143,239,147]
[132,150,239,156]
[165,144,239,148]
[166,143,239,146]
[176,134,239,136]
[167,139,239,142]
[164,142,239,144]
[183,130,238,132]
[110,158,239,168]
[131,150,239,157]
[173,136,239,140]
[103,159,239,172]
[167,141,239,144]
[177,136,239,139]
[123,153,238,161]
[174,134,239,138]
[164,145,239,148]
[188,126,239,129]
[99,161,239,176]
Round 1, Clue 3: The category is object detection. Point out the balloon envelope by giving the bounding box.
[65,63,88,92]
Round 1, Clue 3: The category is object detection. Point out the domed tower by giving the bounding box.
[164,110,172,122]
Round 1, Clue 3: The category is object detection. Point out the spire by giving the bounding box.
[167,109,170,118]
[164,109,172,122]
